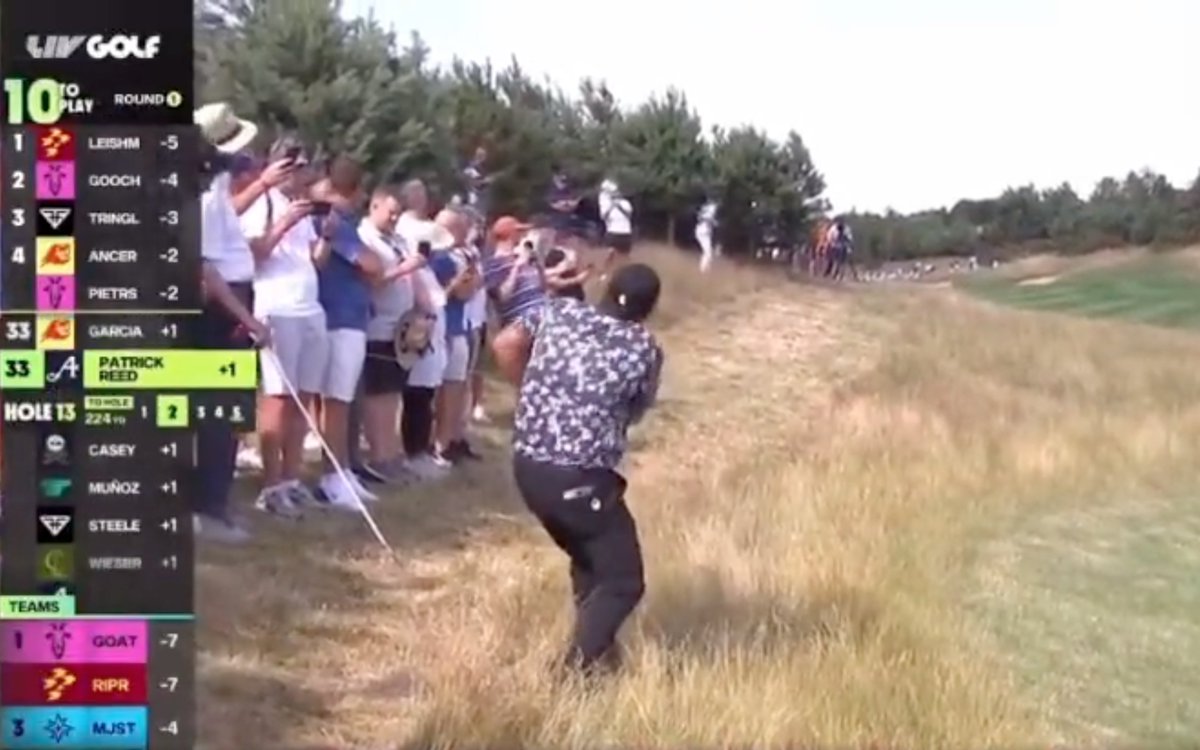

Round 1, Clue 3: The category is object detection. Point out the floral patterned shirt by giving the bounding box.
[513,297,664,469]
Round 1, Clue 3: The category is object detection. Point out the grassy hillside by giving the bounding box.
[962,250,1200,330]
[197,246,1200,749]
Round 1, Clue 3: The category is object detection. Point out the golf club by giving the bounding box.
[260,344,394,553]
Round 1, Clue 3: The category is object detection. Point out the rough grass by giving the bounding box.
[197,245,1200,749]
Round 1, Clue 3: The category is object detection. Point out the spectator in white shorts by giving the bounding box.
[430,208,483,462]
[395,179,450,478]
[312,157,384,507]
[238,137,329,517]
[357,185,429,483]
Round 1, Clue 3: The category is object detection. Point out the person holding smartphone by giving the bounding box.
[236,137,332,518]
[484,217,590,386]
[309,156,385,508]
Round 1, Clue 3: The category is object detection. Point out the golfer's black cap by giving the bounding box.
[606,263,660,321]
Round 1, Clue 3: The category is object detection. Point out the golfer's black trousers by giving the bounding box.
[513,454,645,672]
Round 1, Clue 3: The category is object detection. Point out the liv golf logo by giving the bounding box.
[26,35,161,60]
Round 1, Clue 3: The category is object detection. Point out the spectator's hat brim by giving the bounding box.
[194,102,259,154]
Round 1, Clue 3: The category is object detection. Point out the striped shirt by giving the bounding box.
[483,252,545,326]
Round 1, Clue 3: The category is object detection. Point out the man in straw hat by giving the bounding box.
[193,102,273,543]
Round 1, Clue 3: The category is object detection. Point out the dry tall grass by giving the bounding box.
[197,246,1200,749]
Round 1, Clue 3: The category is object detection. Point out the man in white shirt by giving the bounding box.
[357,185,429,483]
[194,103,273,544]
[237,138,330,518]
[395,179,451,478]
[599,179,634,274]
[696,198,719,272]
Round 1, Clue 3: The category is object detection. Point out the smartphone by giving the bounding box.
[417,240,432,259]
[284,145,303,164]
[309,201,332,217]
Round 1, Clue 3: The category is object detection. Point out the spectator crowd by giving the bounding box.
[193,102,646,545]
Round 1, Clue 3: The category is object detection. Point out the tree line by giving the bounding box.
[848,171,1200,265]
[197,0,1198,263]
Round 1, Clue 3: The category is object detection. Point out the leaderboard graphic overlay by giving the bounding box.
[1,2,255,748]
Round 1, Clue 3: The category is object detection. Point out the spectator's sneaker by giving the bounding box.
[348,472,380,502]
[193,513,251,544]
[316,473,366,512]
[236,446,263,472]
[451,440,483,461]
[283,480,321,508]
[471,405,491,423]
[354,463,384,484]
[303,432,322,452]
[362,458,415,486]
[407,453,450,480]
[357,462,387,483]
[254,484,303,519]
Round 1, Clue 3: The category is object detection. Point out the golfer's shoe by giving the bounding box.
[254,484,303,520]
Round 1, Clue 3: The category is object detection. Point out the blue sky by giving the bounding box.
[341,0,1199,214]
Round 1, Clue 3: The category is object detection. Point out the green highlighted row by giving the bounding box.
[0,350,257,389]
[1,596,76,619]
[0,596,195,620]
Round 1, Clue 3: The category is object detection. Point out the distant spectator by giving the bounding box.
[462,145,493,219]
[599,179,633,273]
[696,197,718,272]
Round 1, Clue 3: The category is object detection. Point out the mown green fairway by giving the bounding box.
[964,258,1200,330]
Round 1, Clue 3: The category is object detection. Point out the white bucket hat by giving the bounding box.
[194,102,258,154]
